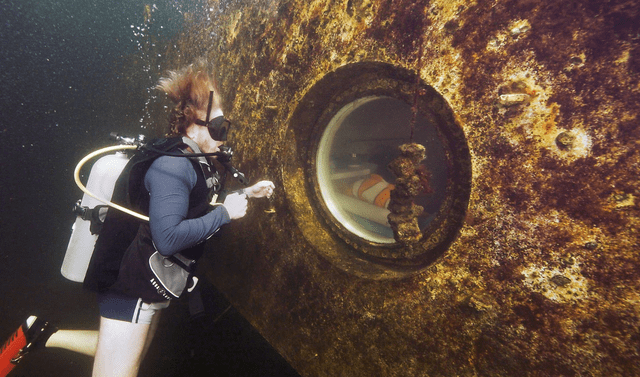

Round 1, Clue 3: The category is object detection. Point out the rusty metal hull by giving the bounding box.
[167,0,640,375]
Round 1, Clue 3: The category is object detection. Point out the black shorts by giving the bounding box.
[97,291,169,324]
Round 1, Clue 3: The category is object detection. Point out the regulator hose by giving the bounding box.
[73,144,150,221]
[74,142,228,223]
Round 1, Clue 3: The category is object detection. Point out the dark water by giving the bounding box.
[0,0,298,375]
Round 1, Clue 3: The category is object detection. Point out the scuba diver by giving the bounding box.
[0,59,275,377]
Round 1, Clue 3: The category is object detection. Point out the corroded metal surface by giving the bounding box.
[166,0,640,375]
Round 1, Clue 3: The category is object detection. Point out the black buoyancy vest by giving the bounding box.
[83,137,215,294]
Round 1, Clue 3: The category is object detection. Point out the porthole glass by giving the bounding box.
[286,62,471,276]
[316,96,449,245]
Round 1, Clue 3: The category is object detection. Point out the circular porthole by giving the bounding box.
[284,62,471,277]
[316,96,449,245]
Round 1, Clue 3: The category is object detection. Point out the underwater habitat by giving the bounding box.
[1,0,640,376]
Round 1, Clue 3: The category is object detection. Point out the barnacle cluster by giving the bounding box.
[387,143,429,245]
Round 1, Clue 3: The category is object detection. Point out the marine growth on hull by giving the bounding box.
[387,142,433,246]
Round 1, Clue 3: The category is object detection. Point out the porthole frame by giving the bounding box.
[285,62,471,276]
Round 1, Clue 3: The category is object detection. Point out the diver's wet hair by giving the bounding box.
[156,59,222,136]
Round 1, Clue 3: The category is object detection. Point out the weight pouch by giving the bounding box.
[148,251,196,300]
[110,223,197,302]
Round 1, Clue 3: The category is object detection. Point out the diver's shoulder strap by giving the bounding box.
[179,136,218,190]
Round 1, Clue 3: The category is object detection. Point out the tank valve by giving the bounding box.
[109,132,146,146]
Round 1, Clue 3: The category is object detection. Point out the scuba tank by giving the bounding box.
[61,152,129,282]
[61,133,247,284]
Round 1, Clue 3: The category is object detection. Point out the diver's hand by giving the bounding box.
[222,192,248,219]
[246,180,275,199]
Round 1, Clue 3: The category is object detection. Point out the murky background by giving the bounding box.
[0,0,298,375]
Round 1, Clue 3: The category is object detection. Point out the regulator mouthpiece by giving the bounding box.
[215,146,248,185]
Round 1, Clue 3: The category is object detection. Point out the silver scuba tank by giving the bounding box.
[61,152,130,282]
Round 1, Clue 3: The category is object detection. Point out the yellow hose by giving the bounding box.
[74,144,224,223]
[74,144,150,222]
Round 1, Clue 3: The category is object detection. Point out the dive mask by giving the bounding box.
[195,90,232,141]
[196,115,231,141]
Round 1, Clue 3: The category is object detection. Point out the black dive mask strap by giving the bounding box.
[205,90,213,125]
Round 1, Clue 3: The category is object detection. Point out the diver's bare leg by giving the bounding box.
[140,311,161,361]
[92,317,151,377]
[45,330,98,357]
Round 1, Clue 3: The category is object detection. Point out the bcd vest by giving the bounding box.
[83,137,218,300]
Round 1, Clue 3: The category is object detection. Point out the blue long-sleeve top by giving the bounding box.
[144,155,230,256]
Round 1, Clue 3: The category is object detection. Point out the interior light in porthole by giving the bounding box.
[316,96,449,245]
